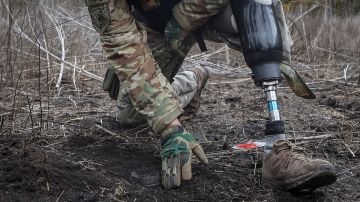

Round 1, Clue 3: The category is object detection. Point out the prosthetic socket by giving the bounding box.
[213,0,286,150]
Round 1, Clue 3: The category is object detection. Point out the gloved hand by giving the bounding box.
[164,16,183,52]
[160,127,209,189]
[103,68,120,100]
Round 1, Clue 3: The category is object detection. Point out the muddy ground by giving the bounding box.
[1,53,360,201]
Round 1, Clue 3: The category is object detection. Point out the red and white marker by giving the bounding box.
[232,141,266,150]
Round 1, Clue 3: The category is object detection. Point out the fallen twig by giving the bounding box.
[208,78,251,85]
[288,134,335,141]
[95,124,130,142]
[343,142,356,158]
[64,117,83,123]
[206,149,260,158]
[0,112,11,117]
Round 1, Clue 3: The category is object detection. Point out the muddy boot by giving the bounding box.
[262,140,337,193]
[181,67,209,120]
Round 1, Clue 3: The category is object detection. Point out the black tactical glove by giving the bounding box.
[103,68,120,100]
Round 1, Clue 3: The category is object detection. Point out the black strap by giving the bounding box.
[265,120,285,135]
[194,30,207,52]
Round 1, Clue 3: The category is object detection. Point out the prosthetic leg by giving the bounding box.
[230,0,286,152]
[212,0,337,192]
[211,0,321,153]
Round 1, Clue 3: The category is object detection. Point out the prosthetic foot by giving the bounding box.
[260,78,336,192]
[229,0,337,192]
[262,140,337,193]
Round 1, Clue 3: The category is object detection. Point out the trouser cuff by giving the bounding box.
[152,106,182,134]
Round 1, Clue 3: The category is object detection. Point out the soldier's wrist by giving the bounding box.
[160,125,185,139]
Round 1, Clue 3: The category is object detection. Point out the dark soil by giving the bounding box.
[1,72,360,201]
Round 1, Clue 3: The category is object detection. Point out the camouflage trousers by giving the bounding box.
[86,0,293,134]
[173,0,230,31]
[86,0,229,134]
[115,69,199,126]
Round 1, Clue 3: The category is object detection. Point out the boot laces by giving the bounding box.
[291,151,309,163]
[281,143,309,168]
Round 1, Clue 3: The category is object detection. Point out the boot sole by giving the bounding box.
[263,165,337,192]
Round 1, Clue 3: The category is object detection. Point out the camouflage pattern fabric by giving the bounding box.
[86,0,228,134]
[86,0,182,133]
[109,21,199,127]
[115,69,198,126]
[112,23,199,127]
[114,0,294,127]
[173,0,230,31]
[145,24,196,80]
[86,0,294,134]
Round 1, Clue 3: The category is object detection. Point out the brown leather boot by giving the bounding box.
[262,140,337,192]
[181,67,209,120]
